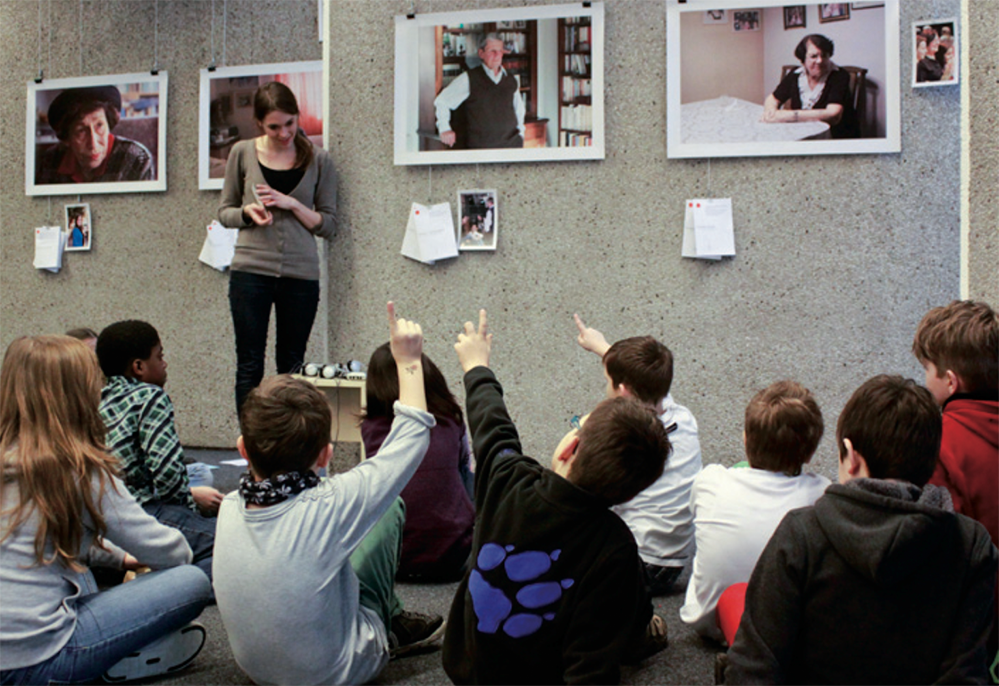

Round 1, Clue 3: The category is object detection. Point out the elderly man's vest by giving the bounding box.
[465,65,521,149]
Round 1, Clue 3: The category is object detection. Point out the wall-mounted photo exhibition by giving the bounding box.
[26,72,168,196]
[911,18,958,88]
[394,2,605,165]
[198,61,324,190]
[666,1,900,159]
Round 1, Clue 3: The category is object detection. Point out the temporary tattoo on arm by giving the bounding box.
[405,364,419,375]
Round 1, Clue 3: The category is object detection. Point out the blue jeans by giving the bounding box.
[0,566,212,685]
[142,502,216,585]
[229,270,320,412]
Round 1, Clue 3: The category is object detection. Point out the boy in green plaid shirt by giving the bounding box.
[97,320,218,582]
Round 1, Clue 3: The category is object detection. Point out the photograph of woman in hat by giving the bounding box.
[35,85,154,185]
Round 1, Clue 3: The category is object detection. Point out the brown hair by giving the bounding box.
[603,336,673,406]
[239,375,331,479]
[364,343,463,425]
[744,380,823,476]
[837,375,941,487]
[0,336,119,570]
[570,397,671,505]
[254,81,314,169]
[912,300,999,393]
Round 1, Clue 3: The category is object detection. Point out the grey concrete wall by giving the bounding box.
[0,0,977,482]
[968,0,998,305]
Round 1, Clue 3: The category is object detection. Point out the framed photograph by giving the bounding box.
[913,19,958,88]
[784,6,807,29]
[63,203,92,252]
[704,10,729,24]
[819,3,850,23]
[198,61,324,190]
[733,10,761,31]
[667,0,900,159]
[25,72,167,196]
[394,2,605,166]
[457,189,497,251]
[851,2,884,9]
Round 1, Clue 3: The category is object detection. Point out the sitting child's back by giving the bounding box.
[443,311,671,684]
[681,381,828,640]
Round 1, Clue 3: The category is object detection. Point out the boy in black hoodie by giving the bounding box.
[442,310,672,684]
[726,374,997,684]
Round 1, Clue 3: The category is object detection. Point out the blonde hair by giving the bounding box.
[0,336,119,570]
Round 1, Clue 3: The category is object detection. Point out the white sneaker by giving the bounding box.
[102,622,206,682]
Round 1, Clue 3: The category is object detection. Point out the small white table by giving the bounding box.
[681,96,829,144]
[294,376,367,459]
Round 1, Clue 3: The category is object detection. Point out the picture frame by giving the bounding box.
[784,6,807,29]
[851,2,884,9]
[912,18,958,88]
[704,10,729,24]
[393,2,606,166]
[819,3,851,23]
[198,61,324,190]
[733,10,761,31]
[457,189,498,251]
[63,203,92,252]
[666,0,900,159]
[25,72,167,196]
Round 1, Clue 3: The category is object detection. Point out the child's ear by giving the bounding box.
[944,369,963,395]
[840,438,870,481]
[129,357,144,379]
[236,436,250,464]
[314,443,333,471]
[617,383,632,399]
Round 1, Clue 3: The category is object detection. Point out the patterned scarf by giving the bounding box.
[239,470,321,506]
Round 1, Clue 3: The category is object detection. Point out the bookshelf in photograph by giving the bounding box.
[558,16,592,147]
[434,22,547,147]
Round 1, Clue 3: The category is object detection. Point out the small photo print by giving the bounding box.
[703,10,728,24]
[784,6,806,29]
[819,3,851,23]
[913,19,958,87]
[457,189,497,251]
[733,10,760,32]
[64,203,92,252]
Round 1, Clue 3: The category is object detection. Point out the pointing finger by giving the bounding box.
[478,309,488,337]
[387,302,397,333]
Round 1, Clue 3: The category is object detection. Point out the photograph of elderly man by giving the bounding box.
[434,33,525,150]
[35,85,154,185]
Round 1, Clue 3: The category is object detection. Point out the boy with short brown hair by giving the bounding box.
[443,311,672,684]
[912,299,998,545]
[680,380,829,640]
[213,304,445,685]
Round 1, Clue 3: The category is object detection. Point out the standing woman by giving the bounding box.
[219,81,337,412]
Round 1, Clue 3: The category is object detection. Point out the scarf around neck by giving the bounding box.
[239,469,320,506]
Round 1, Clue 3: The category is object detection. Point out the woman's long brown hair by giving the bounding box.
[0,336,119,570]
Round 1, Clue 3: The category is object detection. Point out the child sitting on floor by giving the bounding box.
[679,380,829,641]
[726,375,998,684]
[552,313,702,594]
[362,342,475,582]
[96,320,220,581]
[443,310,672,684]
[0,335,212,684]
[213,303,445,685]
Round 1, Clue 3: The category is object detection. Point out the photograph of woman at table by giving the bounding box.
[761,34,859,139]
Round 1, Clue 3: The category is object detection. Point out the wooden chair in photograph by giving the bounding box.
[778,64,868,136]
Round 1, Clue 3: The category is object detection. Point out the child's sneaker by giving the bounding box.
[102,622,206,682]
[389,610,445,658]
[624,613,669,664]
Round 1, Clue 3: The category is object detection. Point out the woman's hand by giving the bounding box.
[244,203,273,226]
[255,184,298,211]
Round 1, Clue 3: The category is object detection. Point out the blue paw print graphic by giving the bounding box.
[469,543,574,638]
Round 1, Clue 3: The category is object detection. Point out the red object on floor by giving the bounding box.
[716,582,748,646]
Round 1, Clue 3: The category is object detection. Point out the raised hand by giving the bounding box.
[573,313,610,357]
[387,302,427,411]
[455,309,492,372]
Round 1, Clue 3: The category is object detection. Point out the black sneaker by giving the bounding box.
[389,610,445,658]
[624,613,669,664]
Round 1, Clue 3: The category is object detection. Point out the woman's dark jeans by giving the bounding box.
[229,270,319,412]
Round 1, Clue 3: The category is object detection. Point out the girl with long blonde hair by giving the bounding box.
[0,335,212,684]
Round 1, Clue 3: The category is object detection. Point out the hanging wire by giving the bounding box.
[151,0,160,73]
[707,158,712,197]
[208,0,216,69]
[427,165,433,202]
[221,0,227,67]
[46,0,52,77]
[35,0,43,81]
[78,0,83,73]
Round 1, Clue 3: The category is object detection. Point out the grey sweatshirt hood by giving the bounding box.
[814,478,955,586]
